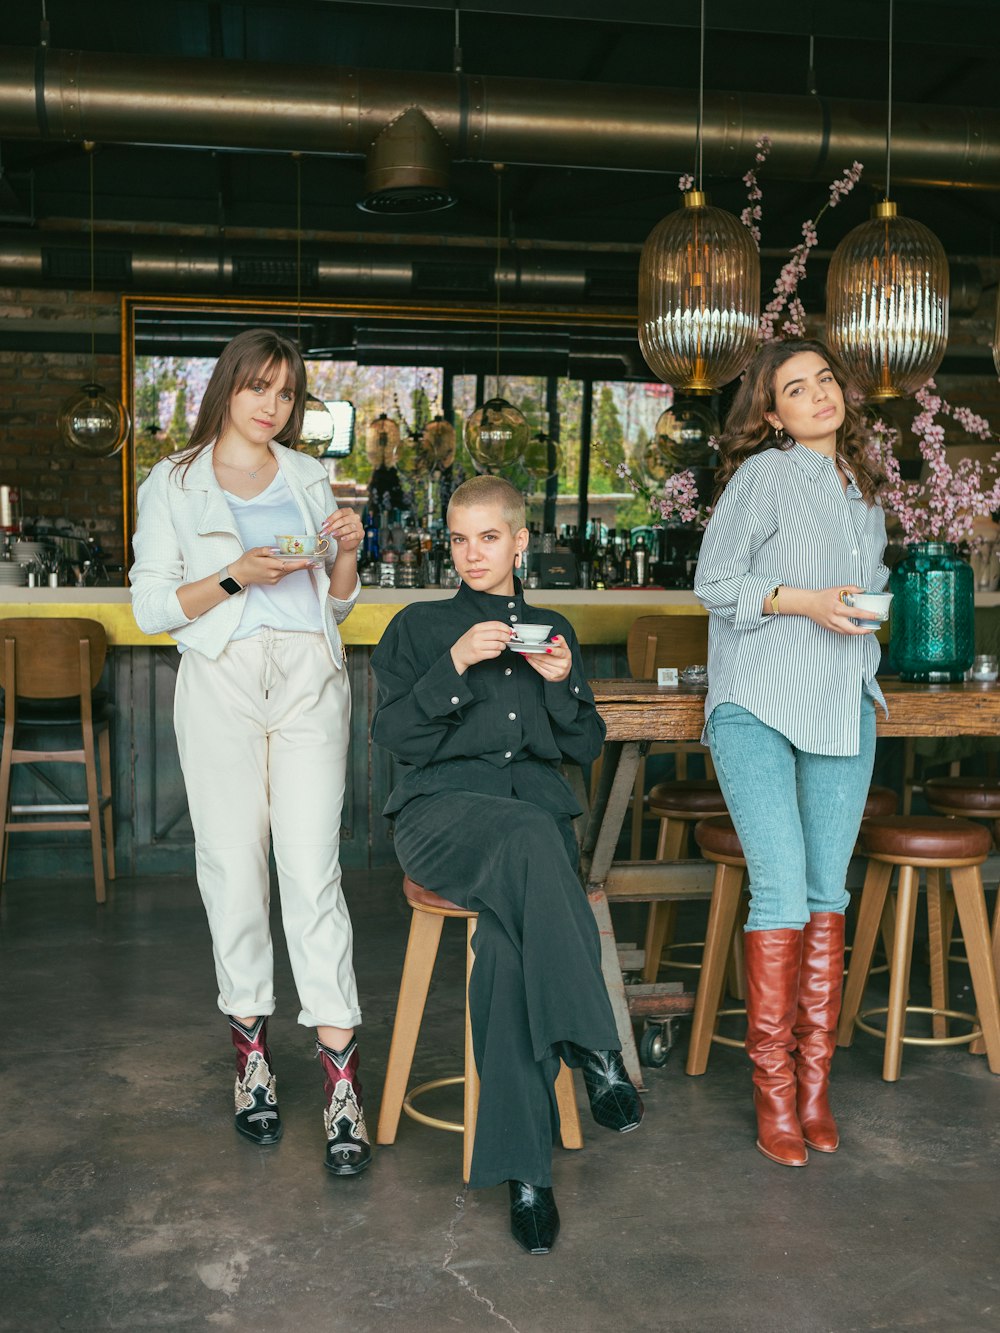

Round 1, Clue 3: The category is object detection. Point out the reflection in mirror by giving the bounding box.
[323,401,356,459]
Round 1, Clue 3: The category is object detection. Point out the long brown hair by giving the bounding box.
[712,338,886,504]
[170,328,307,480]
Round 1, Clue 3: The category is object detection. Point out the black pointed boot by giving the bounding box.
[230,1016,282,1145]
[316,1037,372,1176]
[567,1044,644,1133]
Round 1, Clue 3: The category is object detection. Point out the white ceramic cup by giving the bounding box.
[274,533,330,557]
[842,590,892,628]
[512,623,553,644]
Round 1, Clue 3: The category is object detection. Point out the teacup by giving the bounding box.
[274,533,330,557]
[511,623,553,644]
[842,590,892,629]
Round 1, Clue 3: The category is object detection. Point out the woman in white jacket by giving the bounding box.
[130,328,370,1176]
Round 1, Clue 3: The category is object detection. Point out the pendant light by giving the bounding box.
[292,154,335,455]
[465,164,529,471]
[422,414,457,469]
[825,0,949,399]
[637,1,760,395]
[58,143,130,457]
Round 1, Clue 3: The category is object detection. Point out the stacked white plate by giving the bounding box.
[11,540,45,563]
[0,560,28,586]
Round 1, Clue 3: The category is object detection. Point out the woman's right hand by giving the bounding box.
[230,546,313,586]
[450,620,514,675]
[797,585,874,635]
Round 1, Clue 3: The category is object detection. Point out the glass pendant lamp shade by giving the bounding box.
[422,414,456,468]
[654,397,720,468]
[465,397,529,471]
[298,392,335,456]
[521,430,561,479]
[365,412,402,468]
[638,191,761,394]
[826,201,950,401]
[58,381,130,457]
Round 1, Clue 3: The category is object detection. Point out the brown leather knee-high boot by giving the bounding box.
[793,912,845,1152]
[744,929,807,1167]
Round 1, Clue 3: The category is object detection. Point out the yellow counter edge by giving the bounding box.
[0,596,710,647]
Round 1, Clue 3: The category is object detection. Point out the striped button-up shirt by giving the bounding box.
[694,441,888,756]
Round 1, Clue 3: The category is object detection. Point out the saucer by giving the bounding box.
[271,549,323,562]
[508,641,552,654]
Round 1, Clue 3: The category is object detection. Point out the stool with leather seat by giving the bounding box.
[924,776,1000,958]
[685,786,903,1077]
[838,816,1000,1081]
[377,876,583,1183]
[0,617,115,903]
[641,778,730,984]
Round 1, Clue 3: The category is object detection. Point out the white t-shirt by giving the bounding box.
[225,470,325,640]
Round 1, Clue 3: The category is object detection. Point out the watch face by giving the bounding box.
[220,575,242,595]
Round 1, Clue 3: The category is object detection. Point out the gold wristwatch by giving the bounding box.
[770,584,782,615]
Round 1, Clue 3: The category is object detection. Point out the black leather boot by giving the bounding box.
[316,1037,372,1176]
[508,1180,560,1254]
[568,1045,644,1133]
[230,1016,282,1145]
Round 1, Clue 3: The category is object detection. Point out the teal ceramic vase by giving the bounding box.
[889,541,975,682]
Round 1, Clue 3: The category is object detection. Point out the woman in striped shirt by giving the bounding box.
[694,338,888,1168]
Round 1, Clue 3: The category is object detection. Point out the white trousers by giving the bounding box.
[173,629,360,1029]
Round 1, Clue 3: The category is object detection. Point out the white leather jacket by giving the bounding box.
[129,443,359,665]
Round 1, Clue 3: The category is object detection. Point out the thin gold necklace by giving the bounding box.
[215,452,276,481]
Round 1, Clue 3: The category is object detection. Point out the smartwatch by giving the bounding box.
[218,565,244,596]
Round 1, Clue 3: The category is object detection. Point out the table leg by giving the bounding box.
[583,741,644,888]
[588,887,645,1090]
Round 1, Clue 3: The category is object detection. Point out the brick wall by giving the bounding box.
[0,286,126,574]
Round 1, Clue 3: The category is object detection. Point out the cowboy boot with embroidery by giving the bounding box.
[316,1037,372,1176]
[230,1016,282,1145]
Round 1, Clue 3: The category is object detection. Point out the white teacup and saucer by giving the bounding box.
[271,533,330,563]
[508,623,554,654]
[840,590,892,630]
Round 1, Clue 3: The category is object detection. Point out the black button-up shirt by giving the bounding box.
[371,579,605,817]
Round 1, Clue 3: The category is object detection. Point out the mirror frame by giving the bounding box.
[119,293,636,566]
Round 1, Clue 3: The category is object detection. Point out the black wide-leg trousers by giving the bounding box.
[392,791,620,1189]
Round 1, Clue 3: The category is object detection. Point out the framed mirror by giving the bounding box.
[119,294,644,559]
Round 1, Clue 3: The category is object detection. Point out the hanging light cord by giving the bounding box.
[696,0,706,191]
[294,152,303,346]
[885,0,894,198]
[494,163,503,397]
[87,142,96,380]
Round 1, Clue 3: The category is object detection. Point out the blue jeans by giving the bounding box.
[705,700,876,932]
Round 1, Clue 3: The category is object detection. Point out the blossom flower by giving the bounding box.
[739,136,772,248]
[678,174,694,192]
[870,382,1000,544]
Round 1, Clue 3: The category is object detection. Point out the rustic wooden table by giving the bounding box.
[584,679,1000,1085]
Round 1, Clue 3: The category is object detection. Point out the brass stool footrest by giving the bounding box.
[855,1005,981,1047]
[402,1075,465,1133]
[660,939,707,973]
[710,1006,747,1050]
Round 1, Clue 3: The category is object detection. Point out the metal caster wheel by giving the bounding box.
[639,1023,672,1068]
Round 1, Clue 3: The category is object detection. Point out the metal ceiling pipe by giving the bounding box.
[1,46,999,189]
[0,229,637,303]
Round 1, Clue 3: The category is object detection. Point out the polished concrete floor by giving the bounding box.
[2,868,999,1333]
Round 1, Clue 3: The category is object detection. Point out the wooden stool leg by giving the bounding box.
[641,817,686,983]
[686,863,744,1076]
[883,865,920,1082]
[630,754,647,860]
[726,895,749,1000]
[82,720,106,904]
[951,865,1000,1074]
[555,1063,583,1150]
[376,909,445,1146]
[879,891,897,970]
[98,724,116,881]
[463,917,480,1184]
[839,860,893,1047]
[926,868,949,1040]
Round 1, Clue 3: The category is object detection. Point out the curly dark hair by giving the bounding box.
[712,338,886,505]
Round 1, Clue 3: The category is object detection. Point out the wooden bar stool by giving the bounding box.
[685,787,903,1077]
[838,816,1000,1081]
[685,815,749,1075]
[641,778,730,985]
[924,776,1000,966]
[376,876,583,1183]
